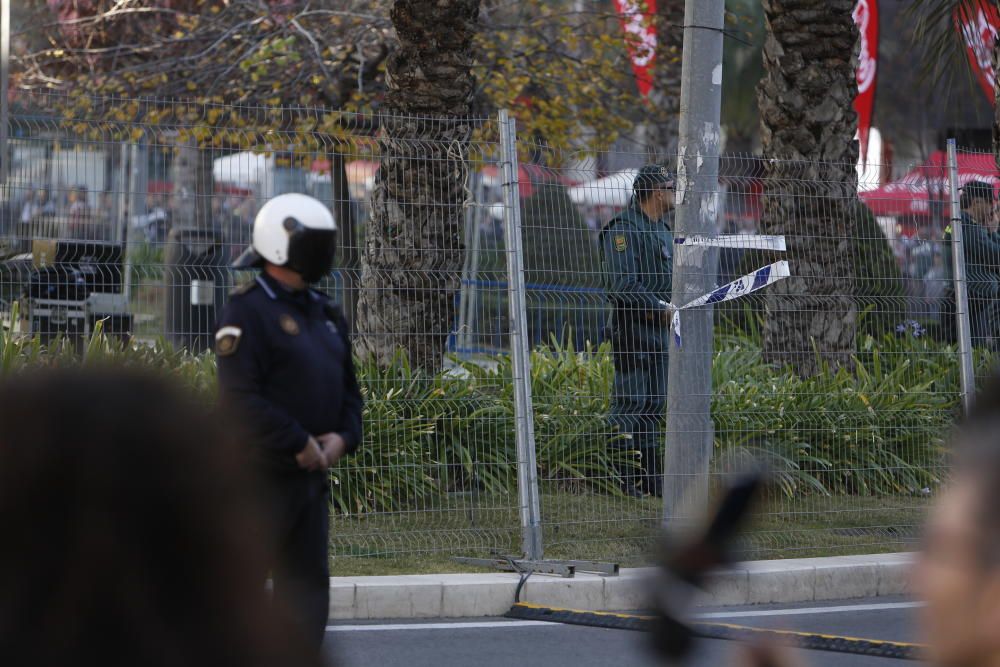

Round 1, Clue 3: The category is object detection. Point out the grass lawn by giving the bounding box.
[328,491,929,576]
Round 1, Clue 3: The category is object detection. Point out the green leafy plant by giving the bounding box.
[517,336,634,494]
[0,317,970,510]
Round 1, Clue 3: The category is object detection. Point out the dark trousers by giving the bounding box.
[939,291,999,348]
[263,471,330,656]
[609,332,668,495]
[971,297,1000,348]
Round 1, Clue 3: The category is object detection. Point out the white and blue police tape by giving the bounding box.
[674,234,787,252]
[660,260,791,347]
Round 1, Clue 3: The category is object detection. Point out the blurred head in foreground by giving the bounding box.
[0,368,318,666]
[915,377,1000,667]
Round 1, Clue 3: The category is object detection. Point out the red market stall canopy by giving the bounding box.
[861,150,998,217]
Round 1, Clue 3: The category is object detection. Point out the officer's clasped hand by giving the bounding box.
[295,437,329,472]
[317,432,348,467]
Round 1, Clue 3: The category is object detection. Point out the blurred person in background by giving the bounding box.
[942,181,1000,347]
[914,378,1000,667]
[0,368,321,667]
[924,252,948,323]
[135,192,171,243]
[97,191,116,239]
[909,222,937,319]
[217,193,363,658]
[20,188,55,227]
[743,376,1000,667]
[17,187,36,226]
[67,186,93,240]
[599,164,675,498]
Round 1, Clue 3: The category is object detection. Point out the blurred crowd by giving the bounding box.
[893,220,951,323]
[133,191,258,258]
[4,184,260,255]
[11,185,117,242]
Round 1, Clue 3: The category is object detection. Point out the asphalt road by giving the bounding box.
[324,597,921,667]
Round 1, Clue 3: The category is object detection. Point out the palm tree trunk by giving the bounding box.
[354,0,480,370]
[756,0,859,378]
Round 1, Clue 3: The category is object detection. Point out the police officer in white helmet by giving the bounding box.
[215,193,363,657]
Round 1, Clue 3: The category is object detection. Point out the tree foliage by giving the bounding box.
[16,0,655,152]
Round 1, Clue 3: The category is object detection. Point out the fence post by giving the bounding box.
[947,139,976,416]
[499,109,543,560]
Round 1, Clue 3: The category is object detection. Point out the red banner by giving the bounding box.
[954,0,1000,105]
[613,0,658,97]
[854,0,879,160]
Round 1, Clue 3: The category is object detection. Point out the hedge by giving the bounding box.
[0,317,973,514]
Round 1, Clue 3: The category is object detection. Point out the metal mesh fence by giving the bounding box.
[0,94,525,572]
[507,138,973,565]
[0,92,983,572]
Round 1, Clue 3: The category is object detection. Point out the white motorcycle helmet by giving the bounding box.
[233,193,337,283]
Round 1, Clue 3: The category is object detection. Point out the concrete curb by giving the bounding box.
[328,553,914,620]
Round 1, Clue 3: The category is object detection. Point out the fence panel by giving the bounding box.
[505,137,964,566]
[0,94,524,573]
[0,91,979,571]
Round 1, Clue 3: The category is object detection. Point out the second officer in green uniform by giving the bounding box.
[599,165,675,497]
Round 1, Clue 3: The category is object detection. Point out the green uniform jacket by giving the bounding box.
[599,204,674,350]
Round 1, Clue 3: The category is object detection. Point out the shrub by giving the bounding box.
[0,316,968,509]
[713,330,957,497]
[504,337,634,494]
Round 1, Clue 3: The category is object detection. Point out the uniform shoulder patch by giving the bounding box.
[229,280,258,297]
[614,234,627,252]
[215,326,242,357]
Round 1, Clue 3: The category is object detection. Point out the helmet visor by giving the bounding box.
[286,227,337,283]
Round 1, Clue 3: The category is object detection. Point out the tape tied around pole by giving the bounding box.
[665,260,791,347]
[674,234,787,252]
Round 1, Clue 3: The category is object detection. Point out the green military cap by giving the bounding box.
[633,164,675,197]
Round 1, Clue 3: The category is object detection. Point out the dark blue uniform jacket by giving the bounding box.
[215,273,363,471]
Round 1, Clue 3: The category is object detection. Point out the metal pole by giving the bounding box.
[663,0,725,523]
[499,109,543,560]
[1,0,10,186]
[947,139,976,416]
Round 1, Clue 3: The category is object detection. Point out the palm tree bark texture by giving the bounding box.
[355,0,481,370]
[757,0,859,378]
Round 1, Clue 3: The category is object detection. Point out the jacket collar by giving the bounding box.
[257,272,309,303]
[257,272,329,313]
